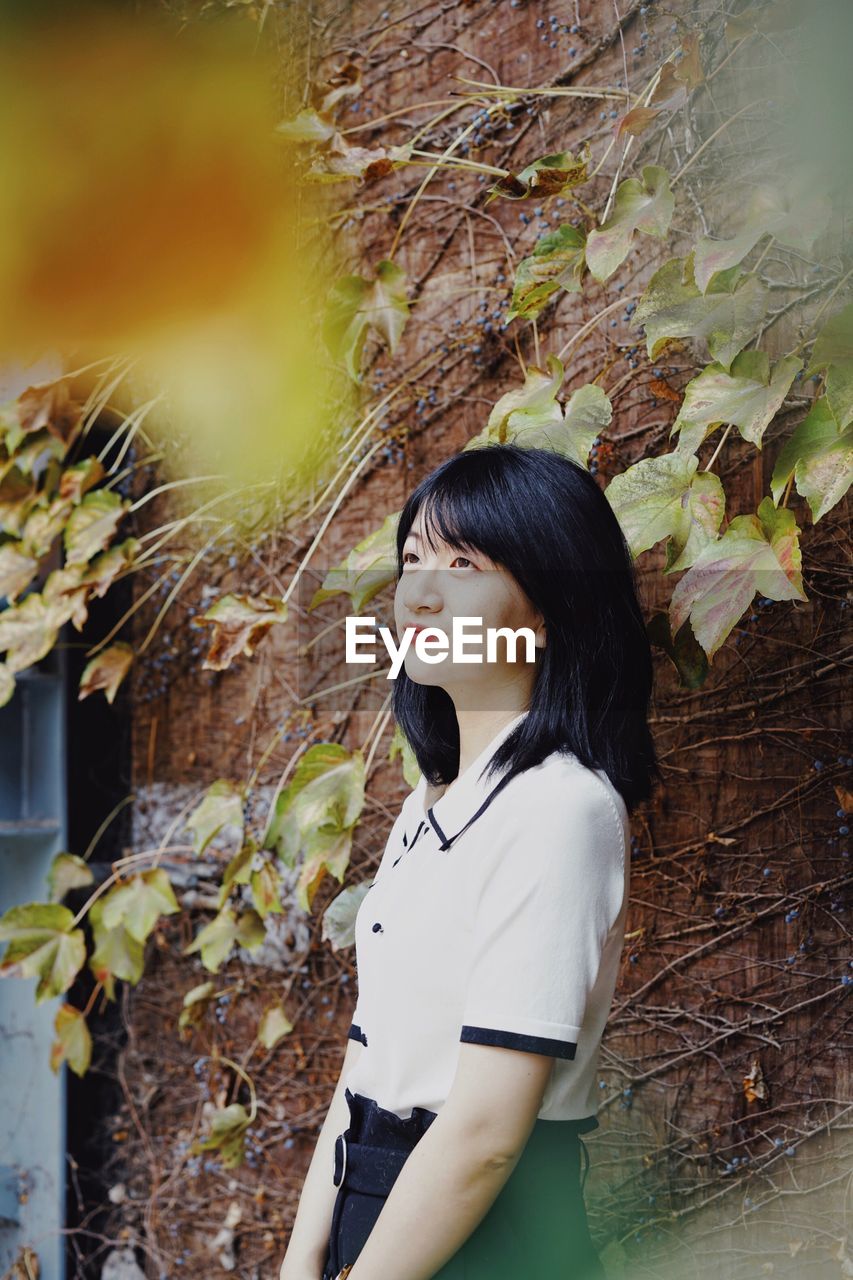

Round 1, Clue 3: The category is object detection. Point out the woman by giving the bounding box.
[280,443,660,1280]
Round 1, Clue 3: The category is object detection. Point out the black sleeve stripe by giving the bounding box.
[348,1023,368,1046]
[460,1025,577,1060]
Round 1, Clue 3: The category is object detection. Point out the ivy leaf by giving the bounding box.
[586,165,674,282]
[193,592,288,672]
[615,105,661,139]
[184,907,266,973]
[193,1102,251,1168]
[186,779,244,857]
[771,397,853,524]
[64,489,129,565]
[275,107,337,143]
[217,840,256,909]
[258,1001,293,1050]
[671,351,803,453]
[0,542,39,601]
[323,260,409,382]
[178,980,217,1034]
[308,510,399,613]
[694,182,831,292]
[50,1004,92,1077]
[42,565,89,631]
[485,146,590,203]
[632,254,767,371]
[388,723,421,790]
[296,829,353,914]
[322,880,373,951]
[309,134,413,182]
[506,225,587,322]
[21,495,73,558]
[0,902,87,1003]
[58,456,105,503]
[804,302,853,429]
[0,663,14,708]
[0,592,62,673]
[47,852,94,903]
[669,498,807,659]
[263,744,365,868]
[79,537,140,598]
[89,897,145,995]
[0,466,39,536]
[101,868,180,944]
[250,860,283,919]
[78,642,133,704]
[646,610,709,690]
[605,450,725,572]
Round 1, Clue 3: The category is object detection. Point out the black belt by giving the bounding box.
[333,1131,413,1197]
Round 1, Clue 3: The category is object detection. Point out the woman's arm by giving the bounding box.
[345,1041,554,1280]
[279,1034,364,1280]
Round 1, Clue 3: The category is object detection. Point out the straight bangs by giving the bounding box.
[392,444,662,817]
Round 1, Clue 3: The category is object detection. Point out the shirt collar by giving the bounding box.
[405,709,530,850]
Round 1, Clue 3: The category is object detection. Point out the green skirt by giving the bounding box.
[324,1090,604,1279]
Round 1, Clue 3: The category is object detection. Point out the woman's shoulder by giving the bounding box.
[493,748,629,855]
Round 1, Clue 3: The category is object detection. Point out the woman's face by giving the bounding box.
[393,505,545,706]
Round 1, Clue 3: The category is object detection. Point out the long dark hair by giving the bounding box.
[391,443,661,817]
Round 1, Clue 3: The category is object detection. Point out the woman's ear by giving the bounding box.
[534,616,547,649]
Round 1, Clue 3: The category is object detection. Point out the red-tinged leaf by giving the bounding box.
[79,537,140,598]
[616,105,661,138]
[79,642,133,704]
[0,467,39,537]
[43,565,89,631]
[193,592,288,671]
[250,861,283,918]
[50,1004,92,1077]
[59,456,105,503]
[648,61,689,111]
[14,379,83,448]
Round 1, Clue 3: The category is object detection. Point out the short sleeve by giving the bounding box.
[459,773,626,1061]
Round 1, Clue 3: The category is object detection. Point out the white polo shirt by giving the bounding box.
[344,709,630,1124]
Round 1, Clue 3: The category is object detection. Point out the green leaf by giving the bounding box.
[669,498,807,658]
[308,509,400,613]
[646,610,709,690]
[64,489,129,565]
[79,537,140,598]
[48,853,94,903]
[193,1102,251,1168]
[770,397,853,523]
[485,147,590,203]
[258,1001,293,1050]
[185,779,244,857]
[694,182,831,292]
[322,880,373,950]
[586,165,674,282]
[804,302,853,429]
[0,592,62,673]
[217,840,256,908]
[100,868,179,944]
[0,542,39,601]
[78,642,133,705]
[50,1004,92,1077]
[296,829,353,914]
[184,908,265,973]
[193,592,288,672]
[250,860,283,919]
[323,260,409,382]
[605,451,725,571]
[632,254,767,371]
[0,902,87,1002]
[263,744,365,867]
[20,495,72,559]
[178,980,217,1033]
[89,896,145,995]
[466,355,612,467]
[388,724,421,790]
[672,351,803,453]
[506,225,587,322]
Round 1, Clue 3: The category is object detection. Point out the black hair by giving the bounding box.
[391,443,661,817]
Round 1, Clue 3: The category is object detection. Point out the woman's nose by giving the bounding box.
[400,567,444,611]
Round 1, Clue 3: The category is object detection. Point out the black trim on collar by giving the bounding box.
[348,1022,368,1047]
[460,1024,577,1060]
[426,806,449,847]
[430,769,517,851]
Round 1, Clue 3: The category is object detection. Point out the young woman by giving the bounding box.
[280,443,660,1280]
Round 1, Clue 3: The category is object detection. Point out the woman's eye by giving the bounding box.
[451,556,473,569]
[402,551,419,565]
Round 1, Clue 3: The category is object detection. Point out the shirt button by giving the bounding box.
[372,922,383,933]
